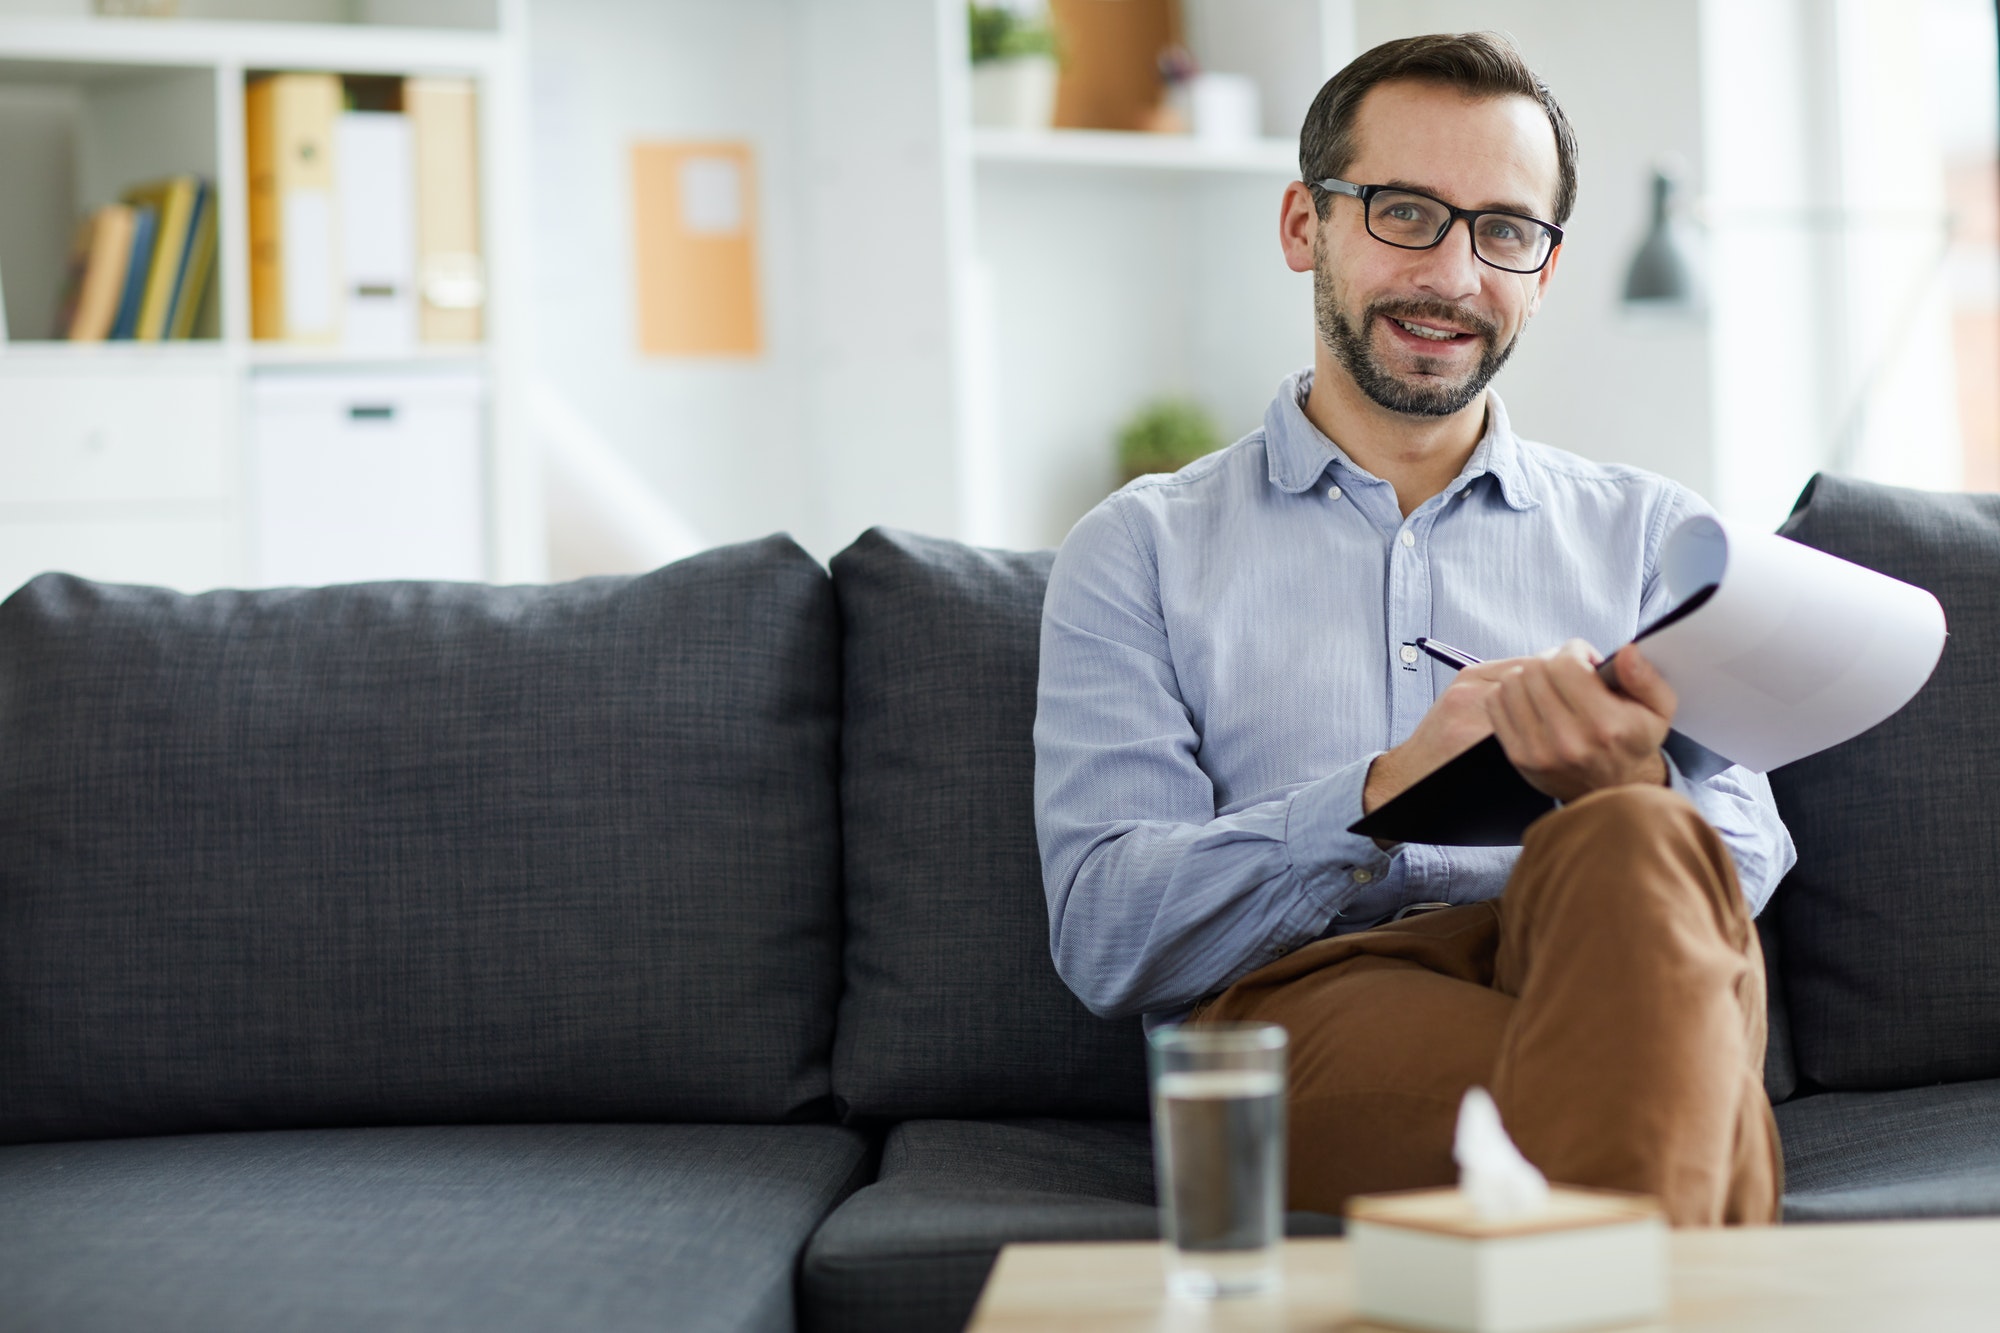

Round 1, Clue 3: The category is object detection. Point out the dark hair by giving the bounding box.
[1300,31,1578,225]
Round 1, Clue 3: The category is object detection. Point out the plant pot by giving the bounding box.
[971,55,1059,131]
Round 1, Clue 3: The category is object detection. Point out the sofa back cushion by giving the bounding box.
[830,529,1148,1121]
[1768,475,2000,1090]
[0,538,843,1144]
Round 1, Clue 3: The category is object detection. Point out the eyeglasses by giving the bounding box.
[1312,178,1564,275]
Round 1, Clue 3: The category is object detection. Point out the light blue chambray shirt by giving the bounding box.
[1034,370,1797,1023]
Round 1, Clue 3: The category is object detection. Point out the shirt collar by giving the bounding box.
[1262,367,1541,511]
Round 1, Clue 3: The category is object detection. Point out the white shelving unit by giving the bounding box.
[969,127,1300,174]
[0,0,537,595]
[947,0,1353,550]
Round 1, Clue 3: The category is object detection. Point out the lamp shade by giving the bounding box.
[1623,168,1700,305]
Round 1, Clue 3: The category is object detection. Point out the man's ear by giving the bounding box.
[1526,243,1562,316]
[1280,180,1321,274]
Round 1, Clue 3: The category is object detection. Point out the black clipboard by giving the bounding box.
[1347,588,1733,846]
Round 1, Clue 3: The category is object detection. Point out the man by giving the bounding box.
[1034,32,1796,1227]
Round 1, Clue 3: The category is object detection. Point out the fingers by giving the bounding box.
[1609,645,1678,720]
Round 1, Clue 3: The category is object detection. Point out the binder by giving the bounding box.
[246,72,341,342]
[407,77,484,344]
[120,175,200,341]
[54,205,137,341]
[336,110,418,351]
[108,204,158,341]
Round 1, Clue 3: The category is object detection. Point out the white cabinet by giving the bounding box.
[0,362,232,504]
[249,370,485,585]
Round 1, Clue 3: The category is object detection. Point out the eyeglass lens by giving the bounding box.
[1367,190,1555,272]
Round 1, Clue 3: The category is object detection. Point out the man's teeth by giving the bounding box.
[1394,318,1461,341]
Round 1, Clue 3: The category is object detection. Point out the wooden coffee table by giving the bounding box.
[966,1220,2000,1331]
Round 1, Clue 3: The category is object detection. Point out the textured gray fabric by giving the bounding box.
[1779,1079,2000,1221]
[1758,910,1797,1104]
[799,1117,1340,1333]
[1769,475,2000,1090]
[0,538,844,1143]
[802,1119,1156,1333]
[830,529,1148,1121]
[0,1123,873,1333]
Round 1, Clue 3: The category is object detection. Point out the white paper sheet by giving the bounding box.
[1633,517,1947,772]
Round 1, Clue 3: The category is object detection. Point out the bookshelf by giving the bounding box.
[0,0,537,595]
[947,0,1353,550]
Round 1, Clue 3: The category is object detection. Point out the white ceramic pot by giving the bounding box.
[970,55,1059,130]
[1187,72,1261,143]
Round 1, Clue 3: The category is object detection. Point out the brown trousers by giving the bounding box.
[1198,784,1780,1227]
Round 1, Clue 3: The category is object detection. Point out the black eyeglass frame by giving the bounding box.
[1312,177,1565,275]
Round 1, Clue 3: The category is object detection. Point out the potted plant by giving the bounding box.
[969,4,1059,131]
[1116,397,1223,484]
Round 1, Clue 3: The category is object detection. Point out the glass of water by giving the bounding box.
[1148,1021,1288,1299]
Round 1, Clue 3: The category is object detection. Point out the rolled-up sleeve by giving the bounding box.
[1034,499,1398,1019]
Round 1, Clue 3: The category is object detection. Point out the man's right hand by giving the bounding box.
[1362,657,1528,813]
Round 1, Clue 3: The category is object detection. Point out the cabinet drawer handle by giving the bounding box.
[349,405,396,421]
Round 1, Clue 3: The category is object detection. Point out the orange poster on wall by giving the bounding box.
[631,140,762,357]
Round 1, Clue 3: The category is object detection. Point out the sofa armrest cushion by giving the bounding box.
[1769,474,2000,1090]
[829,528,1147,1121]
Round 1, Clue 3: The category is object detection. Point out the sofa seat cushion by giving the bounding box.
[1779,1079,2000,1221]
[798,1118,1339,1333]
[0,538,843,1142]
[0,1123,871,1333]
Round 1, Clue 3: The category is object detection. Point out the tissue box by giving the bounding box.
[1347,1186,1666,1333]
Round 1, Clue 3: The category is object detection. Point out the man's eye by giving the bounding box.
[1483,220,1522,241]
[1386,204,1424,222]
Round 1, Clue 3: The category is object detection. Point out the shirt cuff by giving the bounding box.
[1284,752,1402,912]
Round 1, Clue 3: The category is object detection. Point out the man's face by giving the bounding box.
[1313,80,1563,418]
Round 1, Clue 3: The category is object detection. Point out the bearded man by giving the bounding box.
[1033,31,1795,1226]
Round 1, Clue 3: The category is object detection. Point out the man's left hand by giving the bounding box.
[1486,640,1676,802]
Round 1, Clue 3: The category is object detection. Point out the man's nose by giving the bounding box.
[1407,218,1484,301]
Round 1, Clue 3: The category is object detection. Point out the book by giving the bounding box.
[53,204,137,341]
[246,72,342,342]
[1350,516,1949,847]
[407,77,484,344]
[165,180,219,340]
[108,204,159,341]
[120,175,201,341]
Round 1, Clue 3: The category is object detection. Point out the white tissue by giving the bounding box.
[1454,1087,1549,1220]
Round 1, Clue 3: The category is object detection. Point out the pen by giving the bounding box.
[1415,635,1626,689]
[1413,637,1482,671]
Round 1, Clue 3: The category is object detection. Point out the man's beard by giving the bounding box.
[1314,253,1518,419]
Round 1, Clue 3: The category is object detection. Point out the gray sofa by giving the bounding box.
[0,472,1994,1332]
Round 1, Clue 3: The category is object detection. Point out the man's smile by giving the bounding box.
[1382,313,1480,350]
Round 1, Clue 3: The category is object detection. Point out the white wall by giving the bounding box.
[529,0,822,551]
[528,0,962,560]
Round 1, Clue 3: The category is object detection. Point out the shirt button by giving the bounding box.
[1327,484,1342,500]
[1399,529,1416,547]
[1352,869,1374,884]
[1398,644,1419,665]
